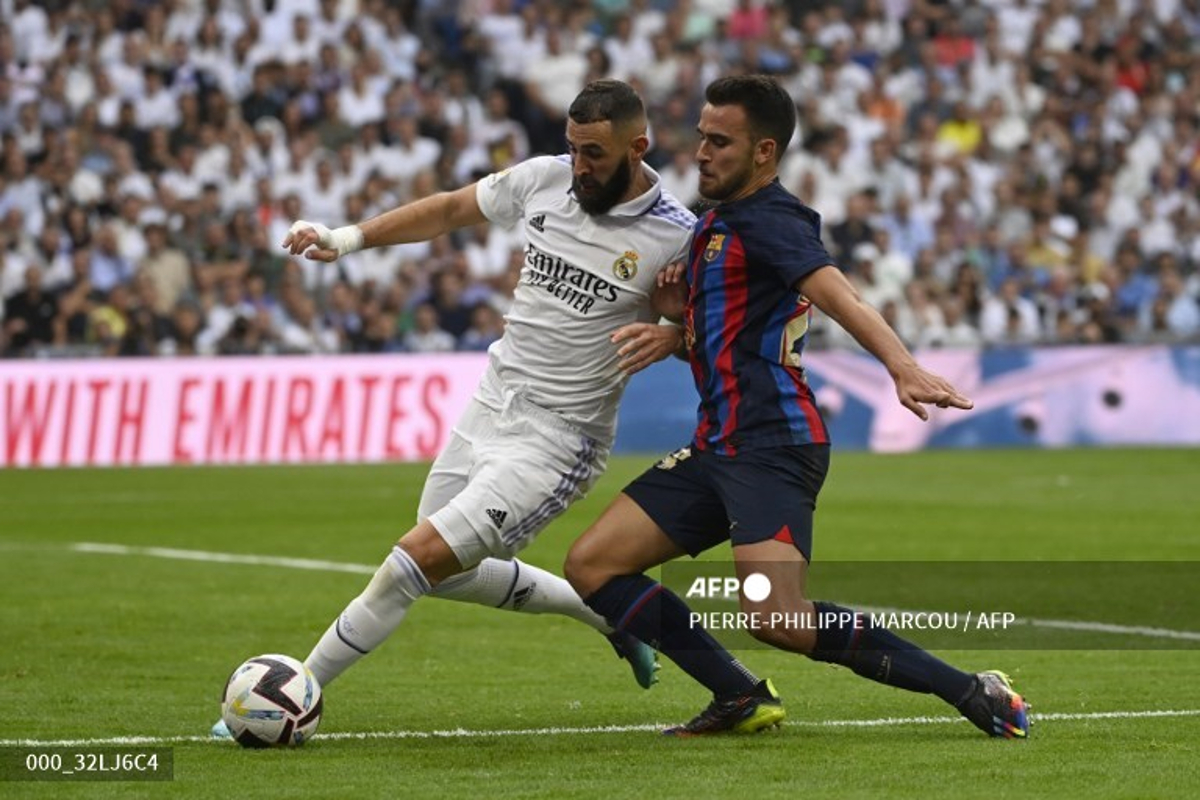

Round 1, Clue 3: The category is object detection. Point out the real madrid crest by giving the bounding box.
[704,234,726,262]
[612,250,639,280]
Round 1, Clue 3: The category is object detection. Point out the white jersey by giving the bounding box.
[474,155,696,446]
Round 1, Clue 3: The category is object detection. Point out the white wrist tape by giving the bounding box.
[289,220,365,257]
[327,224,364,256]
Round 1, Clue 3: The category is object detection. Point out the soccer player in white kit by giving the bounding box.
[234,81,696,716]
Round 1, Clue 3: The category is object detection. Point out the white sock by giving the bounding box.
[305,547,430,687]
[430,557,611,633]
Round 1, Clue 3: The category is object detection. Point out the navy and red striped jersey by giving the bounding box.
[683,180,832,454]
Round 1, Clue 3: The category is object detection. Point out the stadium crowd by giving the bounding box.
[2,0,1200,359]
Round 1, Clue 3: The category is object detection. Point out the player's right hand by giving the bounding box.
[282,220,334,261]
[651,262,688,321]
[656,262,686,286]
[282,220,363,261]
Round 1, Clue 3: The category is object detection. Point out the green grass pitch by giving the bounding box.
[1,448,1199,799]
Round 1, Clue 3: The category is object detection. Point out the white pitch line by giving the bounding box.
[853,605,1200,644]
[53,541,1200,644]
[2,709,1199,748]
[1025,618,1200,641]
[70,542,375,575]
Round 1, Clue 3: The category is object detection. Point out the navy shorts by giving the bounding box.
[623,443,830,561]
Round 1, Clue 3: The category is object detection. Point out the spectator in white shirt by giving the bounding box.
[112,195,149,265]
[282,14,322,66]
[134,66,180,130]
[996,0,1041,57]
[276,285,340,354]
[189,0,248,47]
[108,141,154,202]
[658,149,701,209]
[1,148,45,236]
[108,34,148,100]
[462,223,517,285]
[215,149,255,216]
[604,14,654,82]
[372,11,421,84]
[473,87,530,164]
[402,301,456,353]
[336,62,385,128]
[1139,264,1200,338]
[523,27,588,150]
[870,229,917,301]
[10,100,44,158]
[28,225,74,292]
[197,275,255,353]
[919,295,983,349]
[158,143,205,205]
[302,155,349,224]
[0,241,31,301]
[59,34,96,113]
[638,32,684,108]
[10,0,48,65]
[479,0,544,83]
[441,68,485,134]
[376,115,441,190]
[980,276,1042,344]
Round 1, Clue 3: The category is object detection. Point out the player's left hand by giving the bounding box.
[894,364,973,421]
[612,322,683,376]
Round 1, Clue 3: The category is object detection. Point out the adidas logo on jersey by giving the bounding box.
[528,214,546,233]
[486,508,508,528]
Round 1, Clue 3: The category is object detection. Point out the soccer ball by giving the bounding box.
[220,654,323,748]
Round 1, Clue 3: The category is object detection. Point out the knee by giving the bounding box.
[395,523,462,586]
[563,540,606,599]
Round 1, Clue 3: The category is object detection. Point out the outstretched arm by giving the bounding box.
[798,265,973,420]
[282,183,488,261]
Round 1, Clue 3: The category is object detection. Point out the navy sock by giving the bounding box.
[585,574,758,698]
[808,601,975,706]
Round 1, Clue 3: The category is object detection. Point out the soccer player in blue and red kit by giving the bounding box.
[564,75,1031,739]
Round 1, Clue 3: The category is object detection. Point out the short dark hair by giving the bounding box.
[568,80,646,128]
[705,75,796,161]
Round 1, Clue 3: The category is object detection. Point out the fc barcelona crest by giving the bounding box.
[613,250,639,280]
[704,234,726,262]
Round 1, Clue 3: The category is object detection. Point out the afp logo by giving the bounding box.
[684,573,772,602]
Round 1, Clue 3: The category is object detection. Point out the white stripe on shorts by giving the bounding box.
[501,436,597,547]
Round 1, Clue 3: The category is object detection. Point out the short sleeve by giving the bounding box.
[474,157,553,229]
[743,204,832,288]
[667,227,695,265]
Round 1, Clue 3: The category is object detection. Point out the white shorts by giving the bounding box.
[418,388,609,569]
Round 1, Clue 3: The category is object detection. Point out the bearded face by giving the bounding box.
[573,155,633,216]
